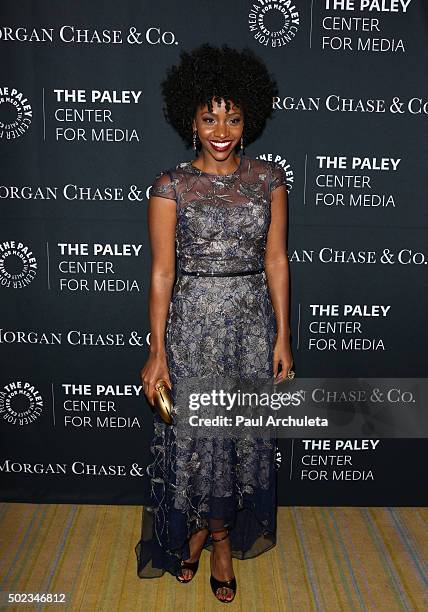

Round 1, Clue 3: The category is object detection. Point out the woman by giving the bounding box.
[135,43,293,603]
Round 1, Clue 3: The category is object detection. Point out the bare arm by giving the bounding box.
[264,184,294,381]
[147,193,176,354]
[140,187,176,404]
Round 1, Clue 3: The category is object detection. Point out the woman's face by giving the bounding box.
[192,97,244,158]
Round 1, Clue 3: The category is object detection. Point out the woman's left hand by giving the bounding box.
[272,334,294,383]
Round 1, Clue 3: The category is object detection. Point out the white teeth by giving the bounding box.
[210,140,231,148]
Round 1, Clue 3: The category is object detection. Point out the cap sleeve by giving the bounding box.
[269,162,287,194]
[149,170,176,201]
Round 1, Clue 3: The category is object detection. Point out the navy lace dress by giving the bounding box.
[135,154,288,578]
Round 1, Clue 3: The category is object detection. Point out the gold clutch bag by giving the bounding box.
[153,379,174,425]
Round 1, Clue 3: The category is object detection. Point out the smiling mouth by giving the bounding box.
[209,140,233,150]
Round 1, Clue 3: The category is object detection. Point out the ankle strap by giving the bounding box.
[211,529,229,542]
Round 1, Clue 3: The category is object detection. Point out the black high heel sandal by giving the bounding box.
[176,528,208,583]
[210,529,237,603]
[176,557,200,583]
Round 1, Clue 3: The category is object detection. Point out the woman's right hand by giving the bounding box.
[140,352,172,406]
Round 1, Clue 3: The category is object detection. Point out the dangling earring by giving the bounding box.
[193,129,198,152]
[240,134,244,154]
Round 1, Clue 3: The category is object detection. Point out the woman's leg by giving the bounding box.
[178,527,209,581]
[210,519,235,602]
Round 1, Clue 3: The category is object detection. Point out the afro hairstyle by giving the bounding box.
[160,43,279,150]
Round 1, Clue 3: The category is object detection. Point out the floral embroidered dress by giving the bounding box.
[135,154,288,578]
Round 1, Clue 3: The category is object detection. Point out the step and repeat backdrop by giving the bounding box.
[1,1,427,505]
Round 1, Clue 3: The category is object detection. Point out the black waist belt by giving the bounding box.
[180,268,264,277]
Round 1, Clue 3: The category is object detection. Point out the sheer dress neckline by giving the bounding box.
[188,154,243,177]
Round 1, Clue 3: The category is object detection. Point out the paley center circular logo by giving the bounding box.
[0,86,32,139]
[0,241,37,288]
[275,448,282,470]
[248,0,300,48]
[0,381,44,425]
[256,153,295,193]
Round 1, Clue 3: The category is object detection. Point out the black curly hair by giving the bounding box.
[160,43,279,150]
